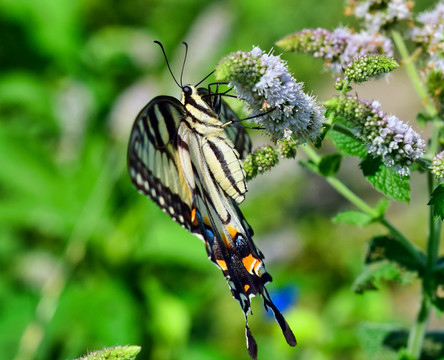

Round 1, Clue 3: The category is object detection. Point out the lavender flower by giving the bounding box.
[431,151,444,178]
[326,96,426,176]
[347,0,412,33]
[277,27,393,73]
[215,46,324,142]
[411,1,444,64]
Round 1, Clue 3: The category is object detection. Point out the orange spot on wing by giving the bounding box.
[242,254,258,273]
[191,208,198,226]
[226,224,238,239]
[244,284,250,292]
[216,259,228,271]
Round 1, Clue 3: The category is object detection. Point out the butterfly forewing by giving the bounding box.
[128,96,193,229]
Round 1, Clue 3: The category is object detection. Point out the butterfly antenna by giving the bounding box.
[180,42,189,87]
[154,40,181,88]
[195,70,215,87]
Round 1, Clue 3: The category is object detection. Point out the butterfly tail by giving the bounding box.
[245,316,258,360]
[262,288,297,346]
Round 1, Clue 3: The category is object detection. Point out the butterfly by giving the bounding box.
[127,41,296,359]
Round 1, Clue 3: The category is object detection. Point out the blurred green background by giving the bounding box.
[0,0,440,359]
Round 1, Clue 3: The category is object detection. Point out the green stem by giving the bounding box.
[391,30,437,118]
[301,145,418,253]
[406,172,441,358]
[406,295,431,359]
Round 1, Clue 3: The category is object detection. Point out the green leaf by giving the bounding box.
[328,127,367,157]
[353,261,407,294]
[366,235,425,273]
[332,210,373,226]
[428,184,444,221]
[75,345,141,360]
[357,323,400,360]
[318,153,342,176]
[361,157,411,203]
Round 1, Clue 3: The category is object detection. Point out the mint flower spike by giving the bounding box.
[276,27,393,73]
[347,0,412,33]
[344,54,399,84]
[431,151,444,179]
[411,1,444,61]
[328,96,426,176]
[215,46,324,142]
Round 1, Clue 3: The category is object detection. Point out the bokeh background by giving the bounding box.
[0,0,441,359]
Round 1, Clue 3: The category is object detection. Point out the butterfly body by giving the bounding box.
[128,76,295,359]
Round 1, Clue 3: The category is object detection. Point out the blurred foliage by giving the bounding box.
[0,0,438,360]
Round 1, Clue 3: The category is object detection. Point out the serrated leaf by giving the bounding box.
[328,128,367,157]
[332,210,373,226]
[361,157,411,203]
[353,261,407,294]
[428,184,444,221]
[319,153,342,176]
[366,235,425,274]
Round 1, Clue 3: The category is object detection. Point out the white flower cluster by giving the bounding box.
[411,1,444,68]
[332,96,426,176]
[277,27,393,73]
[431,151,444,178]
[354,0,412,33]
[363,100,425,176]
[216,46,324,142]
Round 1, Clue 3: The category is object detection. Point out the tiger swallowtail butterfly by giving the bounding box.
[127,41,296,359]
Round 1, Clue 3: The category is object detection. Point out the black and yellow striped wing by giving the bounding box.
[128,96,194,230]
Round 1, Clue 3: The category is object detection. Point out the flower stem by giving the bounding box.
[300,145,418,253]
[392,28,443,356]
[391,30,437,118]
[406,295,431,359]
[406,172,441,358]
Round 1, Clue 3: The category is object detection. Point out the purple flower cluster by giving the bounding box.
[215,46,324,142]
[330,96,425,176]
[348,0,412,33]
[277,27,393,73]
[411,1,444,71]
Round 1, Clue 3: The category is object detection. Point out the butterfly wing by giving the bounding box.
[178,122,296,360]
[127,96,194,230]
